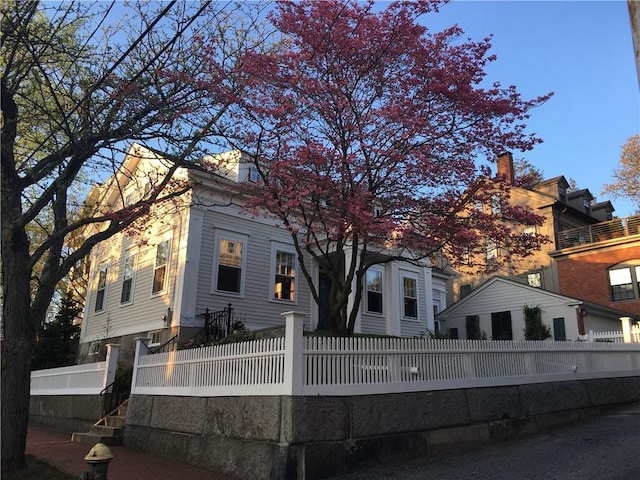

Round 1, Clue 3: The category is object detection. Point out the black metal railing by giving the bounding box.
[148,335,178,354]
[198,303,234,343]
[99,377,130,419]
[557,214,640,250]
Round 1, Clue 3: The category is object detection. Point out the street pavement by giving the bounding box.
[329,402,640,480]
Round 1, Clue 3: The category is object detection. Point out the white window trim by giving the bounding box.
[400,271,420,322]
[151,237,171,297]
[94,265,109,313]
[120,253,137,306]
[269,242,298,304]
[212,230,248,297]
[148,330,163,347]
[365,266,384,316]
[88,341,101,356]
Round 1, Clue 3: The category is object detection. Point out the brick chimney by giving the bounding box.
[497,152,515,184]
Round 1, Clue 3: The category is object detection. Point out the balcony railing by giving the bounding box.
[557,214,640,250]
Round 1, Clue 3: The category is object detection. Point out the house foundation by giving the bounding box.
[122,376,640,480]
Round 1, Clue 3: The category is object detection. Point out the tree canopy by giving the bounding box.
[603,134,640,213]
[206,0,551,334]
[1,0,270,470]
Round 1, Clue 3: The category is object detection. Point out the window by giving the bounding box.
[553,318,566,341]
[95,267,108,312]
[459,284,472,298]
[274,250,296,301]
[490,195,502,214]
[460,247,471,265]
[486,240,498,260]
[148,330,163,346]
[248,166,260,183]
[527,272,542,288]
[466,315,480,339]
[524,226,536,236]
[88,341,101,356]
[402,276,418,319]
[152,240,169,294]
[215,233,246,294]
[366,269,383,314]
[449,327,459,339]
[609,267,635,301]
[491,311,513,340]
[120,254,136,304]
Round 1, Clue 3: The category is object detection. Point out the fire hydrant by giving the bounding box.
[78,442,113,480]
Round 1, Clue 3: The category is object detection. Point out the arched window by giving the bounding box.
[608,260,640,302]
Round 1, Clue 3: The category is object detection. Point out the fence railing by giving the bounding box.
[30,344,120,396]
[557,214,640,250]
[130,313,640,398]
[580,324,640,343]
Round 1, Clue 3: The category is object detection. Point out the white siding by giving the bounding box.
[442,280,576,341]
[440,279,622,341]
[81,212,186,343]
[195,204,313,331]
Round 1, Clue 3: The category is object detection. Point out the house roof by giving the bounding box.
[436,275,638,322]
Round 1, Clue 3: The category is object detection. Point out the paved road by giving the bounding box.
[329,403,640,480]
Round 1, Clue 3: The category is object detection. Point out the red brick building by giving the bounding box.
[551,221,640,317]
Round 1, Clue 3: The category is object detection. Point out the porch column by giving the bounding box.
[344,247,362,334]
[130,337,149,395]
[620,316,632,343]
[103,344,120,392]
[282,311,305,396]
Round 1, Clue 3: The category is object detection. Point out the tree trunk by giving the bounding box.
[1,227,35,472]
[1,195,36,471]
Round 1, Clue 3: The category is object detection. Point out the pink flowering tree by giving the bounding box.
[212,0,552,335]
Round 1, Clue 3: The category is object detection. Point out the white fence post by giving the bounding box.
[281,311,305,396]
[621,317,632,343]
[130,337,149,395]
[103,344,120,392]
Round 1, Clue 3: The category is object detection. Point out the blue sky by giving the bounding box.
[419,0,639,216]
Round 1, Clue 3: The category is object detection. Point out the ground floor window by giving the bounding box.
[491,311,513,340]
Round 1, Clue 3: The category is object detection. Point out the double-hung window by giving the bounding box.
[273,249,296,301]
[486,240,498,260]
[609,267,635,301]
[121,254,136,304]
[366,269,383,314]
[215,233,247,294]
[95,267,108,312]
[152,240,169,294]
[402,275,418,319]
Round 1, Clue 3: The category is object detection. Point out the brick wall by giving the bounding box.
[556,246,640,316]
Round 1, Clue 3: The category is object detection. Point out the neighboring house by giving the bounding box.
[550,219,640,316]
[437,276,632,341]
[78,144,447,362]
[449,152,639,318]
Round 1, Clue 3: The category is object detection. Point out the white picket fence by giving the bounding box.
[30,344,120,395]
[580,324,640,343]
[130,312,640,398]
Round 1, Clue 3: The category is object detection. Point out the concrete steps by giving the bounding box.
[72,400,127,446]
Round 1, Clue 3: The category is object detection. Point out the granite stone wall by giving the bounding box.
[29,395,103,434]
[122,376,640,480]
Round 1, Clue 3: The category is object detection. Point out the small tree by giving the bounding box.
[603,134,640,213]
[523,305,551,340]
[209,0,551,335]
[32,292,81,370]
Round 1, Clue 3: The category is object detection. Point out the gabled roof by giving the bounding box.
[436,275,637,321]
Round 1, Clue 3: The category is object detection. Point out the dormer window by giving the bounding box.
[559,186,567,203]
[583,199,590,210]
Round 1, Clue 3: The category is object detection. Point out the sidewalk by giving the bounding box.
[27,424,239,480]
